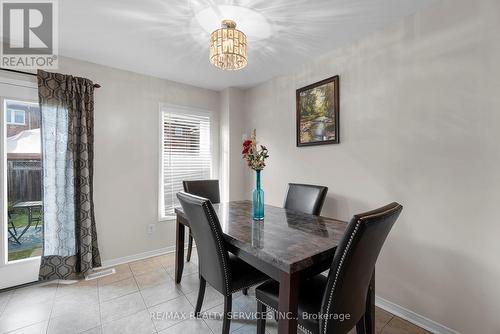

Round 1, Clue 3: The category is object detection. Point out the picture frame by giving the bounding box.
[296,75,340,146]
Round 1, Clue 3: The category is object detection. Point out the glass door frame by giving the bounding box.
[0,76,41,289]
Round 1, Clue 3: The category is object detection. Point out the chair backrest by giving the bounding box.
[183,180,220,204]
[320,202,403,334]
[176,191,230,295]
[283,183,328,216]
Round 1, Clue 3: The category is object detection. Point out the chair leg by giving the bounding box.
[222,295,232,334]
[8,228,21,245]
[9,221,17,235]
[356,314,366,334]
[257,300,267,334]
[242,288,248,295]
[195,275,206,317]
[186,232,193,262]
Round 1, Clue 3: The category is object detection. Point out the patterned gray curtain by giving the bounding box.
[37,70,101,280]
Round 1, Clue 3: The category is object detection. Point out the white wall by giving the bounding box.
[241,0,500,333]
[55,57,220,262]
[220,87,248,201]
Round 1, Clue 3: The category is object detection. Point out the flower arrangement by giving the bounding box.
[242,129,269,171]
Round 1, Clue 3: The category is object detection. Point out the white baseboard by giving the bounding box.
[100,244,192,269]
[376,296,460,334]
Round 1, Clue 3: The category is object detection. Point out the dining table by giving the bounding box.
[174,200,376,334]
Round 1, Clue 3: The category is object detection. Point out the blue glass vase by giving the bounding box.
[252,170,264,220]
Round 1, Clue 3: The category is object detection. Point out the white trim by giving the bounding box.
[0,95,41,289]
[99,244,192,269]
[376,296,461,334]
[0,77,37,90]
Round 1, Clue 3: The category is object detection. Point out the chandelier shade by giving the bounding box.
[210,20,248,70]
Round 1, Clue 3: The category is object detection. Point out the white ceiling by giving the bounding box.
[60,0,436,90]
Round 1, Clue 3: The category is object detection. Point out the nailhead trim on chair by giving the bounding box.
[231,280,263,294]
[323,220,361,334]
[256,298,315,334]
[202,202,230,295]
[323,205,398,334]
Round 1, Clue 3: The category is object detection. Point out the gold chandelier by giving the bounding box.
[209,20,248,71]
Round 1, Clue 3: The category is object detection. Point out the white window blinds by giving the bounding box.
[160,107,212,219]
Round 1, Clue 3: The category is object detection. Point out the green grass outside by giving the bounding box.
[9,209,43,228]
[8,247,42,261]
[8,209,43,261]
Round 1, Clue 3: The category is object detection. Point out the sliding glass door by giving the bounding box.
[0,77,41,289]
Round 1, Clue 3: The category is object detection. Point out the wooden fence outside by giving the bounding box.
[7,160,42,204]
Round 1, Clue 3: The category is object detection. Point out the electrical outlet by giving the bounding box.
[148,224,156,234]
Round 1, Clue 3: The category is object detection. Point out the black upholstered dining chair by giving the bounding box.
[284,183,328,216]
[283,183,330,278]
[256,202,403,334]
[182,179,220,262]
[176,191,269,334]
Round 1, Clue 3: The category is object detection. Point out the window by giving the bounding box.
[3,99,43,262]
[159,106,212,220]
[6,108,26,125]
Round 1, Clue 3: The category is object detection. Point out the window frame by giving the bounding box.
[158,103,216,222]
[6,108,26,125]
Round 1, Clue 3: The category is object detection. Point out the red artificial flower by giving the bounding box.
[243,140,252,148]
[242,146,250,154]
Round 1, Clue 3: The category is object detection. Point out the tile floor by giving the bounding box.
[0,249,430,334]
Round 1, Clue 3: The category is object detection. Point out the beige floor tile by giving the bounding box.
[56,279,98,299]
[52,295,100,319]
[140,280,182,307]
[53,288,98,315]
[265,318,278,334]
[0,290,13,315]
[135,268,171,290]
[157,318,211,334]
[174,272,201,294]
[232,323,266,334]
[149,295,194,331]
[376,307,394,333]
[381,317,430,334]
[201,294,258,334]
[129,258,164,276]
[158,253,176,269]
[100,292,146,324]
[4,321,49,334]
[80,326,103,334]
[98,276,138,302]
[0,299,53,333]
[166,261,198,277]
[7,283,57,308]
[102,310,156,334]
[185,285,224,312]
[202,302,246,334]
[47,303,100,334]
[96,264,133,285]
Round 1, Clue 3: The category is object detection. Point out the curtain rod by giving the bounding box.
[0,67,101,88]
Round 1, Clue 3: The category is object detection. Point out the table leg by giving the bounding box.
[278,271,299,334]
[365,271,375,334]
[175,215,185,284]
[17,208,33,239]
[28,207,33,228]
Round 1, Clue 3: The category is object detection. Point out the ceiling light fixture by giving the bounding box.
[209,20,247,71]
